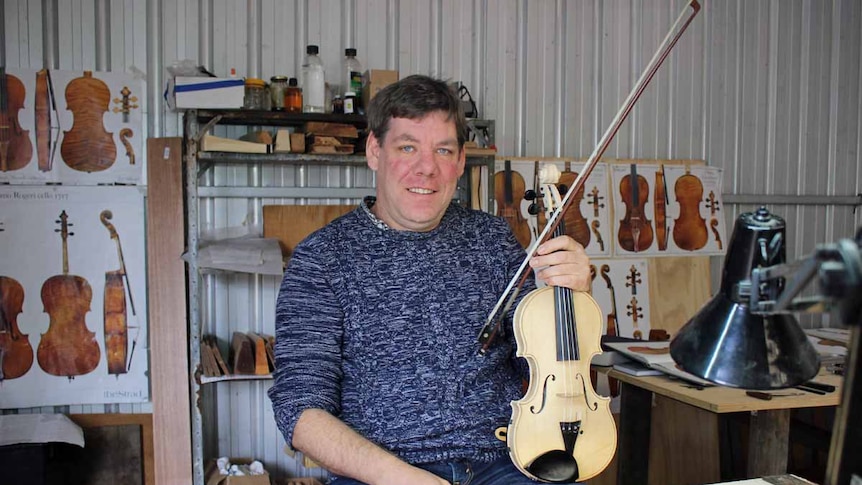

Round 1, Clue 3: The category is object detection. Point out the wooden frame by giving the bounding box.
[68,413,155,485]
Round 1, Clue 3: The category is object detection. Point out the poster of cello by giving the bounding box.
[0,186,149,408]
[0,67,144,186]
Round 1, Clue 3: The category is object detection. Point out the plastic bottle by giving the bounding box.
[342,48,363,103]
[301,45,325,113]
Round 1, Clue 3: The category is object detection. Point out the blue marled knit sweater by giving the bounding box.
[268,198,535,465]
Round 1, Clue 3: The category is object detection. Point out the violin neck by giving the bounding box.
[113,236,127,276]
[551,218,581,361]
[62,237,69,275]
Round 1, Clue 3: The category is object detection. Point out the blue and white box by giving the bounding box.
[167,76,245,109]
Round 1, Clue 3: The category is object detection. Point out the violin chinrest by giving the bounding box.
[526,449,579,483]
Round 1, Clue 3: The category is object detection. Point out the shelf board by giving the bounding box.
[192,109,368,127]
[198,150,493,165]
[198,151,368,165]
[200,373,273,384]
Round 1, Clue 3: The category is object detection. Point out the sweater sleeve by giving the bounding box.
[267,235,344,447]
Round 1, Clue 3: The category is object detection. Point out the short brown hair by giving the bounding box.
[366,75,467,148]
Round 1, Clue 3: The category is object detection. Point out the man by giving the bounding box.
[268,75,591,485]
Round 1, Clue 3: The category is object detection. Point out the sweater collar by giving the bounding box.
[360,196,458,238]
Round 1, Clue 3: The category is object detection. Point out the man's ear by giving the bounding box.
[456,146,467,177]
[366,133,381,171]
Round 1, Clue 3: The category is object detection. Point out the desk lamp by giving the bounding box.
[671,207,862,485]
[669,207,820,389]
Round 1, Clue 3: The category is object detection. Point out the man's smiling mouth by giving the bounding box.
[408,188,435,194]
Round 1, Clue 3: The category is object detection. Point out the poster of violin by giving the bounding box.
[0,185,148,409]
[492,159,612,257]
[0,67,144,186]
[587,259,651,340]
[610,162,728,257]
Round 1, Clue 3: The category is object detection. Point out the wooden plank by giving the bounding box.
[303,121,359,138]
[247,332,270,375]
[68,413,154,485]
[648,395,720,485]
[647,256,711,334]
[262,205,356,257]
[617,382,653,485]
[747,409,792,477]
[146,137,193,485]
[608,368,843,414]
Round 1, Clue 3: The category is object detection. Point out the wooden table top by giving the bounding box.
[606,366,843,413]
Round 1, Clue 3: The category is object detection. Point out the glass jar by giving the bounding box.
[270,75,288,110]
[285,77,302,113]
[332,95,343,114]
[243,78,266,110]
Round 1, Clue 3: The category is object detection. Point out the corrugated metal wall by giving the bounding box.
[3,0,861,481]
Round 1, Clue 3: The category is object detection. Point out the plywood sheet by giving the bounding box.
[648,256,712,334]
[263,205,356,257]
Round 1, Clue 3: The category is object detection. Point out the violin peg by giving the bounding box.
[527,203,540,215]
[524,189,537,201]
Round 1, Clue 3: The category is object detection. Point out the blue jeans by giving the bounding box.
[329,456,546,485]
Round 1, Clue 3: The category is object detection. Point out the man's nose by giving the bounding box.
[413,148,439,175]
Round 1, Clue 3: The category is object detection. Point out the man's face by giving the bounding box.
[365,112,465,232]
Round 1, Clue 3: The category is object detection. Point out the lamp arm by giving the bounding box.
[749,237,862,324]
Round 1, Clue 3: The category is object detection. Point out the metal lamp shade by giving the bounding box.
[669,208,821,389]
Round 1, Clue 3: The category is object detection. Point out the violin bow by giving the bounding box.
[478,0,701,354]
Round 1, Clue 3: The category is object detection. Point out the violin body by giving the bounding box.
[509,286,616,482]
[0,276,34,381]
[37,274,101,377]
[672,173,708,251]
[494,163,532,248]
[104,272,128,375]
[558,171,591,248]
[0,70,34,172]
[61,71,116,172]
[617,173,653,252]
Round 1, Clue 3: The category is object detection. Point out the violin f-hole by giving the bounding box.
[530,374,556,414]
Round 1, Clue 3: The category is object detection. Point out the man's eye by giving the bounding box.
[437,148,453,155]
[400,146,415,153]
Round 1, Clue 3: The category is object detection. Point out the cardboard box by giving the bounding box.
[362,69,399,108]
[205,458,271,485]
[168,76,245,110]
